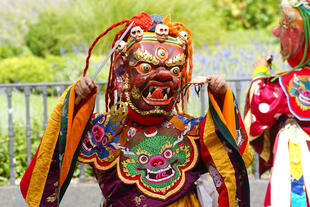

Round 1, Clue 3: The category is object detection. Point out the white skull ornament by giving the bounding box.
[116,40,127,54]
[130,26,143,42]
[177,31,188,46]
[127,127,137,140]
[155,24,169,42]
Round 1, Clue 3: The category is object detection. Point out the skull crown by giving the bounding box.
[177,31,188,46]
[116,40,127,54]
[155,24,169,42]
[130,26,144,42]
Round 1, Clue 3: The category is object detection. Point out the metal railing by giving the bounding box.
[0,78,255,185]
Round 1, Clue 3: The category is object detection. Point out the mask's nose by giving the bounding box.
[155,66,172,82]
[149,155,167,168]
[272,27,281,38]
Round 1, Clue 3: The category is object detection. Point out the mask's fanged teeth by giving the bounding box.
[150,86,155,94]
[167,87,170,94]
[163,88,167,95]
[147,91,152,99]
[142,85,173,102]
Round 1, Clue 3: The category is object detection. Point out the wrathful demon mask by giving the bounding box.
[274,0,310,68]
[121,34,186,116]
[82,12,193,122]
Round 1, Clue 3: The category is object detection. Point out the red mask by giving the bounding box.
[114,36,186,116]
[272,8,308,67]
[82,12,193,123]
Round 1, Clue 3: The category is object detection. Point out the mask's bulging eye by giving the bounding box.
[163,149,173,159]
[138,154,149,165]
[170,66,180,75]
[138,63,153,73]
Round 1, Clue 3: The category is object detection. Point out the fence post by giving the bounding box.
[95,85,101,113]
[235,81,241,105]
[60,85,65,95]
[80,163,86,183]
[42,85,48,130]
[254,153,260,179]
[6,87,15,185]
[25,86,32,166]
[200,86,206,117]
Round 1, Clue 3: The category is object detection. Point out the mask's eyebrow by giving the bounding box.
[129,48,160,66]
[166,54,186,67]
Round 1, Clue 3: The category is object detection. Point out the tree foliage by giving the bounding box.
[212,0,281,30]
[1,0,282,57]
[24,0,224,57]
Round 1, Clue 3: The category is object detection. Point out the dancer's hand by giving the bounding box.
[206,75,227,95]
[254,56,270,69]
[75,77,95,99]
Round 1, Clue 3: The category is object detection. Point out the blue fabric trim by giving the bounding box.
[80,113,121,160]
[175,115,204,130]
[291,176,307,207]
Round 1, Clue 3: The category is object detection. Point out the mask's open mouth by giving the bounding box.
[299,90,310,106]
[145,164,175,183]
[135,158,179,183]
[141,82,174,105]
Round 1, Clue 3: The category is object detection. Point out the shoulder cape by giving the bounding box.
[20,82,97,207]
[200,87,252,207]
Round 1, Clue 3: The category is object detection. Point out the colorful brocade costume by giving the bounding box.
[244,67,310,207]
[244,1,310,206]
[78,89,252,207]
[20,12,252,207]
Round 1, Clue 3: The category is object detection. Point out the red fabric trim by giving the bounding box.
[217,184,229,207]
[199,115,230,207]
[127,106,165,125]
[264,181,271,207]
[272,133,281,166]
[20,143,41,199]
[199,116,210,163]
[237,110,248,154]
